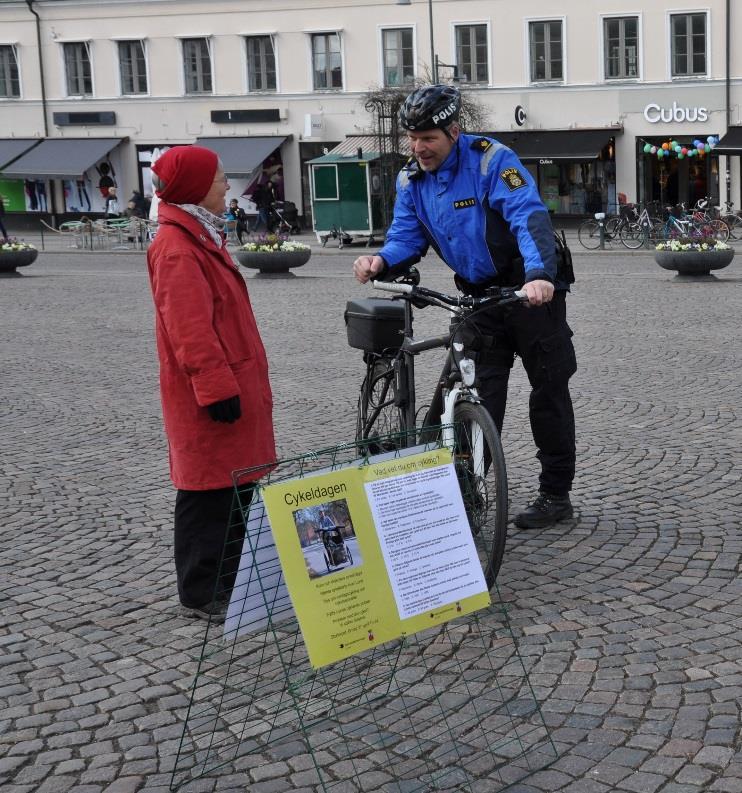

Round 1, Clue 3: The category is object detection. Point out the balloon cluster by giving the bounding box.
[643,136,719,160]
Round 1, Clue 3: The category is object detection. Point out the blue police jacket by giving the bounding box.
[378,133,562,288]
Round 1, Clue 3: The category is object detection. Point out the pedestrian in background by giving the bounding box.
[147,145,276,620]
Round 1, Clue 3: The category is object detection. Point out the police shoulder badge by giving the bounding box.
[471,137,492,152]
[500,167,527,192]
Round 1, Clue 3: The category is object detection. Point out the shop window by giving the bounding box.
[455,24,488,84]
[313,165,338,200]
[382,28,414,87]
[604,17,638,79]
[529,20,562,82]
[118,40,148,95]
[312,33,342,90]
[182,38,212,94]
[64,42,93,97]
[0,45,20,98]
[246,36,276,92]
[671,13,706,77]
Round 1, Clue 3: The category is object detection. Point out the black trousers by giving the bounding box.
[173,487,252,608]
[471,291,576,496]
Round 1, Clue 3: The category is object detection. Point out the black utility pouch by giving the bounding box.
[554,229,575,285]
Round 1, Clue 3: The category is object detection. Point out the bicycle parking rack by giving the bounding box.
[170,431,557,792]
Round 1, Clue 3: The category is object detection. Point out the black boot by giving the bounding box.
[514,492,573,529]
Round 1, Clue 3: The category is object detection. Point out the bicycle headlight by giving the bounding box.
[459,357,476,387]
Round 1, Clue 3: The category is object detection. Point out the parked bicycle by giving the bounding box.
[697,197,742,240]
[660,204,729,242]
[346,267,526,589]
[577,204,662,250]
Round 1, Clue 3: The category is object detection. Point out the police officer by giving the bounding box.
[353,84,576,529]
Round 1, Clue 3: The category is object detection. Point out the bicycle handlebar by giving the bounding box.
[372,279,527,308]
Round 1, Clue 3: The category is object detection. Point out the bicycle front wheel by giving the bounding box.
[356,356,404,454]
[577,219,602,250]
[451,402,508,589]
[706,219,730,242]
[619,222,645,249]
[722,213,742,240]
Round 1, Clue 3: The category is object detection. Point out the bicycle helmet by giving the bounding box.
[399,84,462,131]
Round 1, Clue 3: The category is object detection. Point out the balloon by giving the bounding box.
[705,144,711,152]
[707,136,715,143]
[658,151,664,159]
[697,142,705,150]
[662,142,669,150]
[650,146,657,155]
[681,147,688,155]
[643,143,652,153]
[678,153,684,159]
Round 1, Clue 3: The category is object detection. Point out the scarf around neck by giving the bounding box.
[176,203,226,248]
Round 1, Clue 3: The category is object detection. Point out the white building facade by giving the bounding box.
[0,0,740,225]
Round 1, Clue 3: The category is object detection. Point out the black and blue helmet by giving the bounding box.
[398,84,462,131]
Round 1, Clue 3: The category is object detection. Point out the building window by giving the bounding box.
[312,33,342,90]
[182,37,212,94]
[0,45,20,98]
[312,165,339,200]
[64,42,93,96]
[382,28,414,87]
[118,40,148,95]
[671,13,706,77]
[455,24,488,84]
[529,20,562,82]
[246,36,276,92]
[604,17,638,79]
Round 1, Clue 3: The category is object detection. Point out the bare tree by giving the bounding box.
[361,79,490,224]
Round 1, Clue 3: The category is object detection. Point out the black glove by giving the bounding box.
[206,395,241,424]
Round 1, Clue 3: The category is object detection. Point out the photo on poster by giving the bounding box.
[291,498,363,578]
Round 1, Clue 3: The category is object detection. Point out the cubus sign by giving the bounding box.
[644,102,709,124]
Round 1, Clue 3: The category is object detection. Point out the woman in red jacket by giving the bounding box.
[147,146,276,620]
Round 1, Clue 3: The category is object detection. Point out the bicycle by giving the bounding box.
[659,204,729,242]
[577,204,662,250]
[700,198,742,241]
[346,268,526,589]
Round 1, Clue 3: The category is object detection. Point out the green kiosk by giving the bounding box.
[308,141,388,248]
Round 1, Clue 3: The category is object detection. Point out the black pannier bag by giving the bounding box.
[344,298,405,353]
[555,229,575,285]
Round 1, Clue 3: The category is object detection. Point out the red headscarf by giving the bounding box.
[152,146,219,205]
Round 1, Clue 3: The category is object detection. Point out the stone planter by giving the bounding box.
[235,248,311,277]
[0,248,39,276]
[654,248,735,277]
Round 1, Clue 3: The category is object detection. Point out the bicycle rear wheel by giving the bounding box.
[450,402,508,589]
[356,355,404,454]
[577,219,602,249]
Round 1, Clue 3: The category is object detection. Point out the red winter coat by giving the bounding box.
[147,203,276,489]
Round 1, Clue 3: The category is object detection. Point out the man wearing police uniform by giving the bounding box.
[353,84,576,529]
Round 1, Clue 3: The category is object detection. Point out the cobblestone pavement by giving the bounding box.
[1,242,741,793]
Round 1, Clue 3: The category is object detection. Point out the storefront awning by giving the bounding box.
[194,136,288,177]
[713,127,742,155]
[1,137,125,179]
[487,129,619,163]
[0,139,42,171]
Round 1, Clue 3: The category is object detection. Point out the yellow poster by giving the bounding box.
[262,448,490,668]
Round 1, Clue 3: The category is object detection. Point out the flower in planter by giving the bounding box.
[655,237,730,253]
[239,232,310,253]
[1,238,36,252]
